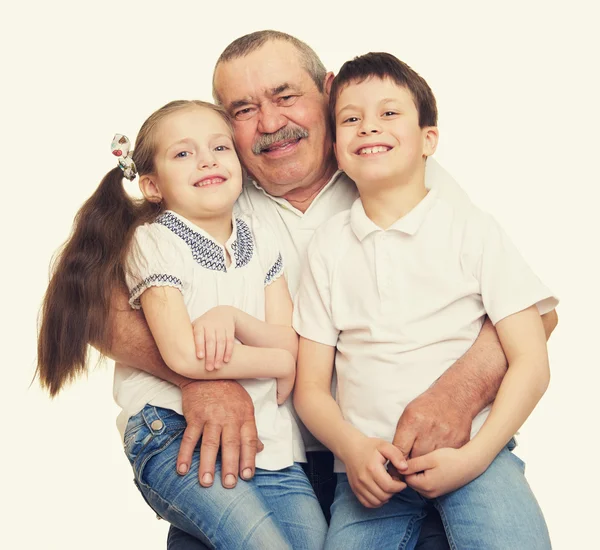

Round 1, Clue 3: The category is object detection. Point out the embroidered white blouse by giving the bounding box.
[113,210,305,470]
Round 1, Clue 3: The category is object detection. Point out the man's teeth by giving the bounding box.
[358,146,390,155]
[195,178,224,187]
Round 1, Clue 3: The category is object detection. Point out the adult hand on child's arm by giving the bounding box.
[392,310,557,463]
[392,318,505,462]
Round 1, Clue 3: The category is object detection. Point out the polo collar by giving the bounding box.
[350,187,439,242]
[249,170,346,217]
[156,211,254,272]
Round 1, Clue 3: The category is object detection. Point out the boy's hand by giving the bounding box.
[342,436,408,508]
[192,306,236,370]
[402,447,485,498]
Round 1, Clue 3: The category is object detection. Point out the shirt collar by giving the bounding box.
[350,187,439,242]
[156,210,254,270]
[248,170,346,217]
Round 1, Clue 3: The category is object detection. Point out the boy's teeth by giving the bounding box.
[359,146,389,155]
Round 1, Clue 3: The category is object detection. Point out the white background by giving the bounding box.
[2,1,599,548]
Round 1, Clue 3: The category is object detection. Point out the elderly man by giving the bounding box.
[107,31,558,549]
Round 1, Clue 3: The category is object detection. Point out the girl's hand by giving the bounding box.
[341,436,408,508]
[192,306,236,371]
[403,446,488,498]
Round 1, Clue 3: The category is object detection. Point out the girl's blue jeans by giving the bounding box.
[124,405,327,550]
[325,444,551,550]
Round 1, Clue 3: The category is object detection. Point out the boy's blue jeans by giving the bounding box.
[125,405,327,550]
[325,444,551,550]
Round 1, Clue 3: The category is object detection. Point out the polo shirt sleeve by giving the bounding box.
[125,223,188,310]
[475,213,559,325]
[293,232,339,347]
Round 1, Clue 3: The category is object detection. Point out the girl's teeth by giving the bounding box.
[360,146,389,155]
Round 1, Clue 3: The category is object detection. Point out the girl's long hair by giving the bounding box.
[37,100,231,396]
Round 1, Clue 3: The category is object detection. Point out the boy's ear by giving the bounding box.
[422,126,439,158]
[139,175,163,203]
[324,72,335,96]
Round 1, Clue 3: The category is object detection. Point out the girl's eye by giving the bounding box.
[383,111,397,117]
[343,116,359,123]
[175,151,191,158]
[214,145,229,152]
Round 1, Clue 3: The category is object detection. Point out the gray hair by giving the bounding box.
[212,30,327,103]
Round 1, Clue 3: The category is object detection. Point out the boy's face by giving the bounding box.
[333,77,437,188]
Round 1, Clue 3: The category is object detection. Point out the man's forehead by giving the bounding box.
[214,43,310,104]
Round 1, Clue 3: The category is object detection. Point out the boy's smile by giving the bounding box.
[334,77,437,191]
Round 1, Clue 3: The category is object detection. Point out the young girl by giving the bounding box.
[37,100,327,550]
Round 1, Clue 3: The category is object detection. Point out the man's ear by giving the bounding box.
[423,126,439,158]
[139,175,163,203]
[324,72,335,96]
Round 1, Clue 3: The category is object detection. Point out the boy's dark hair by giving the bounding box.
[329,52,438,139]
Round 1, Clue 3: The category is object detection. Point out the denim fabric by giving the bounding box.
[166,447,450,550]
[125,405,327,550]
[325,445,551,550]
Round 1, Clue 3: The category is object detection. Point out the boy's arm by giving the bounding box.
[393,309,558,458]
[101,286,262,488]
[294,337,407,507]
[293,337,360,457]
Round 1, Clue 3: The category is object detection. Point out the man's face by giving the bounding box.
[334,77,437,189]
[214,40,334,197]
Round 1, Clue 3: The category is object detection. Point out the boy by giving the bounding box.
[292,52,556,549]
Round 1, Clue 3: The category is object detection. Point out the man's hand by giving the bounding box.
[176,380,263,488]
[392,387,472,459]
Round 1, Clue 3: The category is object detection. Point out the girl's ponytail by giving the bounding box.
[37,167,154,396]
[36,99,227,396]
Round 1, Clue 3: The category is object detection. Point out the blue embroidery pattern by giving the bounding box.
[156,213,255,271]
[231,218,253,268]
[129,273,183,308]
[157,212,227,271]
[265,252,283,286]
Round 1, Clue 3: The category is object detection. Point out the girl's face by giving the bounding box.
[144,107,243,223]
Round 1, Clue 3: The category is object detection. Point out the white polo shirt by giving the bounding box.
[114,211,303,470]
[293,188,558,472]
[235,158,466,451]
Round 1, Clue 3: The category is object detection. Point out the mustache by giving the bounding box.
[252,125,309,155]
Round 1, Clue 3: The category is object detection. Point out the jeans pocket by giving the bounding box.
[124,421,153,463]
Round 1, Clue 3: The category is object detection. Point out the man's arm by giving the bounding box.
[393,310,558,458]
[97,287,262,488]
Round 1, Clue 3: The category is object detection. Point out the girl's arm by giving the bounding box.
[232,276,298,360]
[140,286,294,385]
[403,305,549,497]
[294,337,407,508]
